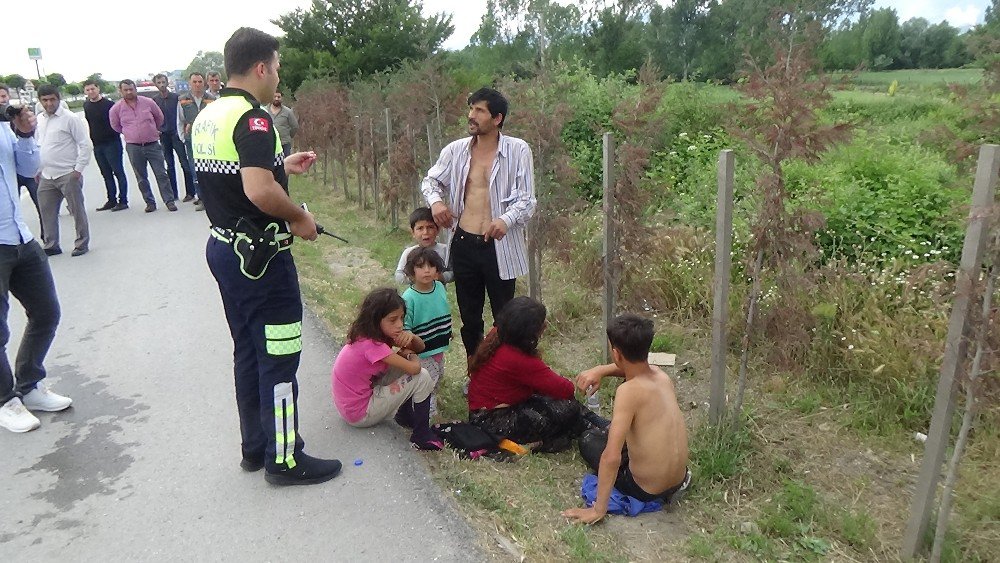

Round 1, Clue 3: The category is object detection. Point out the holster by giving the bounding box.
[213,219,291,280]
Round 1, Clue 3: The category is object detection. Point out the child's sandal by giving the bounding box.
[411,439,444,451]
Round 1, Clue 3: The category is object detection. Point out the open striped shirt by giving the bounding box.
[420,133,536,280]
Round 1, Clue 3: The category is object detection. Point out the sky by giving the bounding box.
[0,0,989,83]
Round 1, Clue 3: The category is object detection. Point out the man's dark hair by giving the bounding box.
[0,83,9,94]
[224,27,280,77]
[119,79,136,88]
[607,313,655,363]
[37,84,60,99]
[207,71,221,79]
[82,79,99,88]
[408,207,434,229]
[153,73,168,82]
[189,72,205,80]
[467,87,508,129]
[404,246,445,278]
[275,88,282,95]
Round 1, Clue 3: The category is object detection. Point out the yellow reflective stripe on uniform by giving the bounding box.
[265,322,302,355]
[265,322,301,340]
[192,94,284,166]
[273,382,296,468]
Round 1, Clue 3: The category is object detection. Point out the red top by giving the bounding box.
[467,344,575,410]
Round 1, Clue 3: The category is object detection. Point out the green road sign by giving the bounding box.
[27,48,42,60]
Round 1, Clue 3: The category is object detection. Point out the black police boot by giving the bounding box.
[264,453,342,486]
[240,449,265,472]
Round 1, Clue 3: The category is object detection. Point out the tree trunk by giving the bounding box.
[731,247,765,432]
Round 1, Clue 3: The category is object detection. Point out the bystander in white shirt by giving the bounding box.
[36,105,92,180]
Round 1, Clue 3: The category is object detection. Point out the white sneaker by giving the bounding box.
[22,383,72,412]
[0,397,41,433]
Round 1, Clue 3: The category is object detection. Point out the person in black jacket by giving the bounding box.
[83,79,129,211]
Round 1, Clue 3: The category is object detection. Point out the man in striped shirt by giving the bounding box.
[421,88,536,359]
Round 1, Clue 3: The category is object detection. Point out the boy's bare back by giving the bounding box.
[616,366,688,494]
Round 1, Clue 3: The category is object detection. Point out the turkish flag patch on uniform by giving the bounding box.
[248,117,269,132]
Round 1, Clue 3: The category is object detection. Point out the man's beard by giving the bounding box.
[273,100,282,106]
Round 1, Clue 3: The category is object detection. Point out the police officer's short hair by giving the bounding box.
[225,28,280,77]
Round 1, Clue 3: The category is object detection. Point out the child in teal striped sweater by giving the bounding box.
[401,247,453,415]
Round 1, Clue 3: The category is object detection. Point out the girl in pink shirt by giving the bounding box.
[332,288,442,450]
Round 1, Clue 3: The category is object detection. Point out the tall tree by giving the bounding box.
[898,17,930,68]
[273,0,453,83]
[45,73,66,87]
[861,8,901,69]
[2,74,27,89]
[184,51,226,80]
[647,0,710,80]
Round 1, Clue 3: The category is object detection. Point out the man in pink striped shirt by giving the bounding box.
[109,79,177,212]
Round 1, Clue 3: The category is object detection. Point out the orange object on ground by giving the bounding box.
[498,439,528,455]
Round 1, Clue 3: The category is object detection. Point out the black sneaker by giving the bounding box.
[264,453,342,486]
[44,247,62,256]
[145,204,156,213]
[96,201,116,211]
[182,195,195,202]
[166,201,178,212]
[112,203,129,211]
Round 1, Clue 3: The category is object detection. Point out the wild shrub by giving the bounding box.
[786,135,966,265]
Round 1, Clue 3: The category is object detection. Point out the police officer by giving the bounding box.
[192,27,341,486]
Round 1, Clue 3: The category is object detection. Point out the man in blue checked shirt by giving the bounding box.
[0,105,70,434]
[421,87,536,359]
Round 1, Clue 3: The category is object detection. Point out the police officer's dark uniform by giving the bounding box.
[193,86,340,485]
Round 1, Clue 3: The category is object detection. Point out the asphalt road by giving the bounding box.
[0,144,481,561]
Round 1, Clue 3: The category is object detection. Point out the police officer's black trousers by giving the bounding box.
[206,237,305,469]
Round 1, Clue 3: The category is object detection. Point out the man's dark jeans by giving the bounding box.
[93,138,129,205]
[0,240,60,405]
[451,227,516,356]
[160,133,192,200]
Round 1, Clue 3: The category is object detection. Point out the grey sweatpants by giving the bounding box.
[38,173,89,252]
[349,367,434,428]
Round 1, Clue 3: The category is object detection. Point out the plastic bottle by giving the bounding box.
[586,387,600,413]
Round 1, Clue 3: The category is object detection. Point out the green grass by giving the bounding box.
[843,68,982,91]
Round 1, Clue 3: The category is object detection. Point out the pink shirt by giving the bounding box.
[109,97,164,144]
[332,338,394,423]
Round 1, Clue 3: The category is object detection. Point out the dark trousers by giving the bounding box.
[125,142,174,206]
[16,175,43,239]
[93,138,129,204]
[579,427,688,502]
[281,143,292,158]
[160,133,192,200]
[451,227,516,356]
[0,241,61,405]
[183,137,199,198]
[469,395,593,453]
[206,237,305,468]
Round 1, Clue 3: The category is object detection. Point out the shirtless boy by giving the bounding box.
[562,314,690,524]
[420,87,536,358]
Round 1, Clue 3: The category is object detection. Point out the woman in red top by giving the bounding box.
[467,297,607,452]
